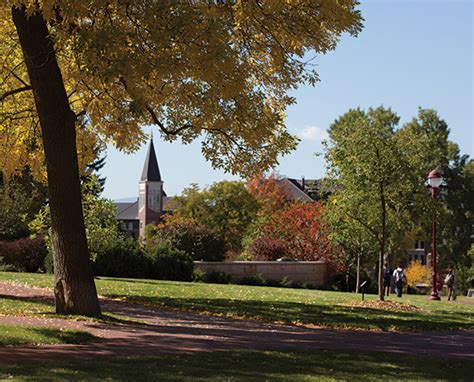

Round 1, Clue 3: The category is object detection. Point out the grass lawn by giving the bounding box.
[1,349,472,381]
[0,324,95,346]
[0,272,473,331]
[0,284,146,326]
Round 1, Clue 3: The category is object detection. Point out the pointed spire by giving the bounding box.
[141,138,161,181]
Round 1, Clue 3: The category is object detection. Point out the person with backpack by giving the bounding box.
[383,262,392,296]
[393,264,406,298]
[445,269,456,301]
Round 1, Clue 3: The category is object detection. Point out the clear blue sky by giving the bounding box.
[102,0,473,201]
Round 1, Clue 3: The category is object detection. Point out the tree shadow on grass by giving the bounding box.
[27,327,97,344]
[0,292,53,303]
[0,293,54,315]
[0,325,96,346]
[104,294,474,331]
[0,294,143,326]
[1,349,472,381]
[96,277,196,287]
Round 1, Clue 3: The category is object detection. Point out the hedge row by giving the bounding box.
[93,241,194,281]
[0,237,194,282]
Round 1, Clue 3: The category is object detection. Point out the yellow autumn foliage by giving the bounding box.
[1,1,363,180]
[406,261,429,288]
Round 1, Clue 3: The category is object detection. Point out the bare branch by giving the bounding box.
[145,105,193,136]
[202,126,241,147]
[117,75,192,136]
[0,85,32,102]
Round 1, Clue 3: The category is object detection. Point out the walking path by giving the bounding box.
[0,282,473,362]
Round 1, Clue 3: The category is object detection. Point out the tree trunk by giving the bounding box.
[378,243,385,301]
[355,253,360,294]
[378,182,386,301]
[345,269,350,292]
[12,6,101,315]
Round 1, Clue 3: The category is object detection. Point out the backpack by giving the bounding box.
[395,269,405,283]
[445,274,454,287]
[383,268,391,281]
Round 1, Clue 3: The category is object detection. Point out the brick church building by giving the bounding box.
[113,139,168,237]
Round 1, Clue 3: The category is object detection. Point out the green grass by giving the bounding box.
[0,283,146,326]
[0,291,52,316]
[1,272,473,331]
[0,324,95,346]
[0,349,472,381]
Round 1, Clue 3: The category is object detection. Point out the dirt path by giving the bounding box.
[0,282,473,362]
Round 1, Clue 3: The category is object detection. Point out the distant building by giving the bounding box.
[113,139,169,237]
[277,177,334,202]
[408,239,427,265]
[277,177,314,203]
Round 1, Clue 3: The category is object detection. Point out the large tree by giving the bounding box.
[173,181,259,251]
[1,1,363,314]
[396,109,473,277]
[326,107,473,300]
[325,107,414,301]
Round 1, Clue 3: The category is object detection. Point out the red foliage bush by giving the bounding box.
[247,237,288,261]
[0,236,47,272]
[260,201,333,262]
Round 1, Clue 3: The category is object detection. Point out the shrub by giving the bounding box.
[0,257,16,272]
[93,239,149,278]
[247,237,288,261]
[202,271,232,284]
[151,218,227,261]
[192,267,206,282]
[239,273,267,286]
[146,243,194,281]
[455,264,474,295]
[0,236,47,272]
[406,261,429,289]
[271,277,314,289]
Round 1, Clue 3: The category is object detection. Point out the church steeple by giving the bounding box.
[140,139,161,182]
[138,136,164,237]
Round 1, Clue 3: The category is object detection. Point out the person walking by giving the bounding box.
[445,269,456,301]
[383,262,392,297]
[393,264,406,298]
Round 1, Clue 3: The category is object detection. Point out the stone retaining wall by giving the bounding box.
[194,261,327,286]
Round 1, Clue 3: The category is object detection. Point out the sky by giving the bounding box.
[101,0,473,201]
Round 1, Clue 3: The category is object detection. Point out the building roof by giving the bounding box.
[286,177,336,201]
[114,201,138,220]
[277,178,314,203]
[141,139,162,182]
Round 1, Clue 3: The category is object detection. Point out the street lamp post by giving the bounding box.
[428,169,443,301]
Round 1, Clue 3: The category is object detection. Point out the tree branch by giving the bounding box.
[202,126,241,148]
[0,86,32,102]
[117,76,192,136]
[145,105,193,136]
[342,208,380,242]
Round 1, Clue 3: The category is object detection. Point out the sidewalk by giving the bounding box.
[0,282,473,362]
